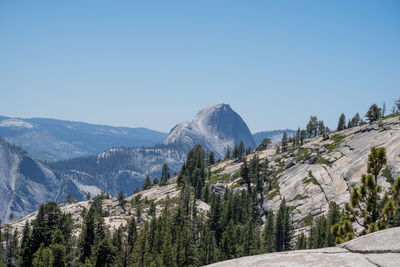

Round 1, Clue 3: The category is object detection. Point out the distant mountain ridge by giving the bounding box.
[0,136,186,222]
[0,104,258,221]
[253,129,296,146]
[0,115,168,161]
[164,104,255,157]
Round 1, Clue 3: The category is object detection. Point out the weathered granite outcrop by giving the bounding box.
[206,226,400,267]
[209,116,400,227]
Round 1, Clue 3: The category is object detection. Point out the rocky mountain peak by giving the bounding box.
[164,104,255,157]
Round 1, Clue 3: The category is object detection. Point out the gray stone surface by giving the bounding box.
[209,116,400,228]
[164,104,255,158]
[338,227,400,253]
[205,227,400,267]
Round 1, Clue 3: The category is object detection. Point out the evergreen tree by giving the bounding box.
[160,163,171,186]
[241,158,251,195]
[300,130,307,145]
[127,217,137,254]
[263,211,275,253]
[30,202,63,257]
[94,237,116,267]
[295,128,301,147]
[238,141,245,159]
[224,147,231,160]
[51,230,66,267]
[256,138,271,151]
[117,190,126,208]
[296,232,307,250]
[395,97,400,113]
[306,116,318,137]
[350,113,361,127]
[337,113,346,131]
[79,207,95,263]
[365,104,382,123]
[142,175,152,190]
[382,102,386,117]
[134,186,140,194]
[19,221,32,267]
[152,177,159,186]
[208,152,215,166]
[281,131,288,152]
[232,145,239,160]
[332,147,400,242]
[274,199,292,252]
[32,243,54,267]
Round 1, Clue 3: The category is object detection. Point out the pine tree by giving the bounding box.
[32,243,54,267]
[274,199,292,252]
[296,232,307,250]
[152,177,159,186]
[263,211,275,253]
[94,237,116,267]
[332,147,400,242]
[256,138,271,151]
[232,145,239,159]
[238,141,245,159]
[337,113,346,131]
[19,221,32,267]
[382,102,386,117]
[142,175,152,190]
[79,207,95,263]
[127,217,137,254]
[224,147,231,160]
[160,163,171,186]
[281,131,288,152]
[306,116,318,137]
[365,104,382,123]
[241,158,251,195]
[208,152,215,165]
[350,113,361,127]
[325,201,341,247]
[117,190,126,208]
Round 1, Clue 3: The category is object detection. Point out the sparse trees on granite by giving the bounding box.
[281,131,288,152]
[142,175,152,190]
[337,113,346,131]
[332,147,400,243]
[365,104,382,123]
[256,138,271,151]
[160,163,171,186]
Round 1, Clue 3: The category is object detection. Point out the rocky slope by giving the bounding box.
[0,115,167,161]
[208,116,400,227]
[0,137,59,223]
[50,146,187,197]
[0,104,259,221]
[7,180,209,237]
[0,137,186,222]
[164,104,255,158]
[206,226,400,267]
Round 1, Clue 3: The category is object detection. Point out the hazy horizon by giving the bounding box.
[1,1,399,133]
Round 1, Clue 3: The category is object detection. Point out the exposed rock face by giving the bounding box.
[0,137,59,222]
[209,116,400,228]
[206,226,400,267]
[0,137,186,222]
[51,147,187,198]
[7,180,210,237]
[164,104,255,158]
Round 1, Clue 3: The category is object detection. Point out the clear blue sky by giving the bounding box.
[1,0,399,133]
